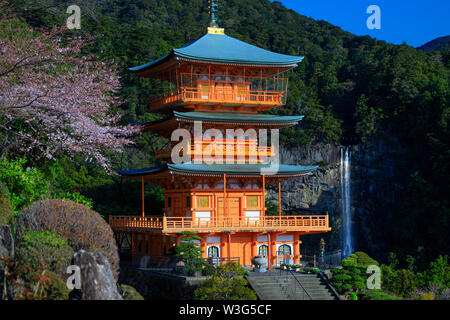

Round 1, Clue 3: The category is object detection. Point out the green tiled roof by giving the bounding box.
[174,111,304,124]
[130,33,303,72]
[117,163,317,177]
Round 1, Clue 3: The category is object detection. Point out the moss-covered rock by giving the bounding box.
[119,284,144,300]
[15,230,74,276]
[15,199,119,280]
[0,181,13,225]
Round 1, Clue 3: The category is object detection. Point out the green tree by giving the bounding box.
[194,262,257,300]
[331,252,379,294]
[0,157,50,213]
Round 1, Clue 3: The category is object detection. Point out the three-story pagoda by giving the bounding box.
[110,9,330,269]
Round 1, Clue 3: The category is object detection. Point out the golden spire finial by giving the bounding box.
[207,0,224,34]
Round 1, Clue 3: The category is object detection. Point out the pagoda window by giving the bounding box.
[278,244,292,256]
[197,195,209,208]
[167,197,172,208]
[258,245,268,257]
[207,246,220,258]
[246,195,259,208]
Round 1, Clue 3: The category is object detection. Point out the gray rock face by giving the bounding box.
[0,225,13,269]
[72,250,122,300]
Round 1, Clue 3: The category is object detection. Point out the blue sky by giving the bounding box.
[275,0,450,47]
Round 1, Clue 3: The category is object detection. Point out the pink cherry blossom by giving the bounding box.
[0,18,137,171]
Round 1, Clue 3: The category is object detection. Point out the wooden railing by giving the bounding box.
[109,216,163,232]
[109,215,330,233]
[148,87,286,108]
[155,145,274,161]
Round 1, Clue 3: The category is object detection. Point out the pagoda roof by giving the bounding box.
[129,33,304,73]
[139,111,303,136]
[117,163,317,178]
[173,111,303,124]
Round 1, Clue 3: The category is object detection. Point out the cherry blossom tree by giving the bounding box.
[0,15,136,171]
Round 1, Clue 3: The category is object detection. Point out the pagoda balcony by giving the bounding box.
[148,73,288,110]
[109,215,330,234]
[155,142,275,161]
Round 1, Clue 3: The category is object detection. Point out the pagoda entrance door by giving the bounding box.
[217,197,241,222]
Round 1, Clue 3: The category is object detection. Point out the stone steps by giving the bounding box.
[247,273,339,300]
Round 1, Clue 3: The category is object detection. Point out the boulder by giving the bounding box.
[119,284,144,300]
[0,225,13,269]
[72,250,122,300]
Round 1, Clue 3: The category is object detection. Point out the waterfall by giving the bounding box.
[340,146,353,258]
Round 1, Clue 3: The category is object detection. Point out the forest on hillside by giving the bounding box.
[0,0,448,268]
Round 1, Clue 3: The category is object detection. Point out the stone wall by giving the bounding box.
[119,265,204,300]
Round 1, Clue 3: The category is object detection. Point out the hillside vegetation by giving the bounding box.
[1,0,449,265]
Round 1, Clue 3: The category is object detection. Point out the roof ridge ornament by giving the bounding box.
[207,0,225,35]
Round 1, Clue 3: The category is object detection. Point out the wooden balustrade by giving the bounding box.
[148,86,286,108]
[155,144,274,161]
[109,214,330,233]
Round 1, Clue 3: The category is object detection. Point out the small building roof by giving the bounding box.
[130,33,304,73]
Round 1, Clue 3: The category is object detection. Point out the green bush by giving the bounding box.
[194,262,257,300]
[345,252,379,268]
[331,252,379,294]
[363,289,401,300]
[418,255,450,289]
[6,258,70,300]
[304,267,320,274]
[381,265,416,298]
[0,181,13,225]
[348,292,358,300]
[415,292,434,300]
[0,157,50,213]
[15,230,74,276]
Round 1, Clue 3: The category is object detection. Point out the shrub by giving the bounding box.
[419,255,450,289]
[0,181,13,225]
[381,265,416,298]
[0,157,50,212]
[331,252,379,294]
[15,230,73,276]
[415,292,434,300]
[363,289,401,300]
[194,262,257,300]
[348,292,358,300]
[7,262,70,300]
[15,199,119,280]
[345,251,379,268]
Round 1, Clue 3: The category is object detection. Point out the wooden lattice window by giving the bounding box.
[258,245,268,257]
[247,195,258,208]
[278,244,292,255]
[197,196,209,208]
[201,84,209,93]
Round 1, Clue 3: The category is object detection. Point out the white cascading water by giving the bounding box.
[340,146,353,258]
